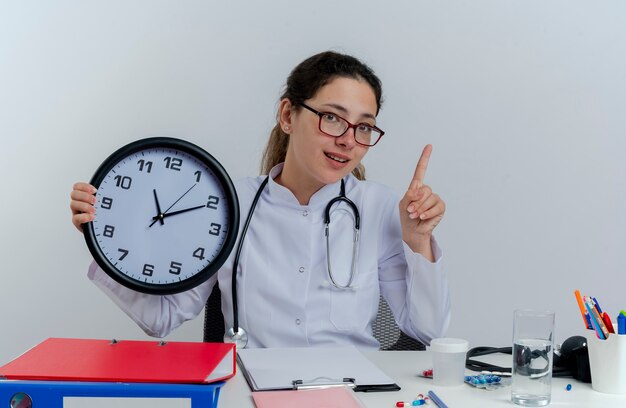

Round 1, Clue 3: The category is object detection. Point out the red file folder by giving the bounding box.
[0,337,236,384]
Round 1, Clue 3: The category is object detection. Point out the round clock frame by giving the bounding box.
[83,137,239,295]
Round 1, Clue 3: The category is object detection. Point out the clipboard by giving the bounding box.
[237,346,400,392]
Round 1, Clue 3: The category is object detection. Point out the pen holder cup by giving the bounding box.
[587,331,626,394]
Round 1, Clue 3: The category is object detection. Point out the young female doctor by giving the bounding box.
[70,51,450,350]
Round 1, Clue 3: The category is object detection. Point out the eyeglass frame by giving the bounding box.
[297,102,385,147]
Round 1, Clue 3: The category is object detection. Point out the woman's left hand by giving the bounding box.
[399,144,446,261]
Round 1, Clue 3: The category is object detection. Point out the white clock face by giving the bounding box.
[87,141,237,293]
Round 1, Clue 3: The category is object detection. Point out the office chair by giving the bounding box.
[203,285,225,343]
[372,296,425,351]
[203,287,425,351]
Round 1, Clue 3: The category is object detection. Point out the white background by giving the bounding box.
[1,1,625,365]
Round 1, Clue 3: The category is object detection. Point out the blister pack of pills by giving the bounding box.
[464,374,509,390]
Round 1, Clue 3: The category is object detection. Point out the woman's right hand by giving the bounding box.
[70,182,97,232]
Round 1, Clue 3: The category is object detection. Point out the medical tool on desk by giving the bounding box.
[225,176,361,348]
[465,336,591,383]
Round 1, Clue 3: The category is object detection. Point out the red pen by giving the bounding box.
[602,312,615,334]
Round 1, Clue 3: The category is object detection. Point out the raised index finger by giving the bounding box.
[412,144,433,184]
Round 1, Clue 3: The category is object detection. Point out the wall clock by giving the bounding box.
[83,137,239,295]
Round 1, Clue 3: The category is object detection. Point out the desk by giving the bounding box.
[3,350,625,407]
[219,350,626,407]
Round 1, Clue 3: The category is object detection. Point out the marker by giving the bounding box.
[574,290,591,329]
[618,314,626,335]
[602,312,615,334]
[428,390,448,408]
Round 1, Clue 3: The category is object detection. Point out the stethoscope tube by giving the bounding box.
[224,176,269,347]
[324,179,360,289]
[225,176,359,348]
[323,180,360,228]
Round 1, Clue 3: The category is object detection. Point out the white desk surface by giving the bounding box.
[219,350,626,407]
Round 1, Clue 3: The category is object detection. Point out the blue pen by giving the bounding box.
[618,314,626,335]
[428,390,448,408]
[585,301,606,340]
[593,297,603,314]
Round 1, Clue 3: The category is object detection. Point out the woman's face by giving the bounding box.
[281,76,378,192]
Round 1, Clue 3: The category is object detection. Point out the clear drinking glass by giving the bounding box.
[511,309,555,406]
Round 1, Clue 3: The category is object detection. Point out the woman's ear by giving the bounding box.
[278,99,294,133]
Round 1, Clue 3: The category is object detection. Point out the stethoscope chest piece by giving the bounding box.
[225,326,248,349]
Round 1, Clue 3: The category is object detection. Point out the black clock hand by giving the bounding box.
[149,184,197,227]
[152,204,205,221]
[153,189,165,225]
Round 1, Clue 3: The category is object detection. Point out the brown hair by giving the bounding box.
[260,51,383,180]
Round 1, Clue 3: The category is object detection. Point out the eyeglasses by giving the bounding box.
[298,102,385,147]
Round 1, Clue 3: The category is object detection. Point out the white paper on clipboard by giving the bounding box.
[237,346,397,391]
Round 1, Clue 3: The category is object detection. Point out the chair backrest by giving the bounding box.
[203,287,424,350]
[373,296,425,351]
[203,285,225,343]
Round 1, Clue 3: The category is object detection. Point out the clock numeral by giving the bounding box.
[194,170,202,182]
[114,175,132,189]
[169,261,182,275]
[206,195,219,210]
[142,264,154,276]
[137,159,153,173]
[118,248,129,260]
[101,196,113,210]
[193,247,206,260]
[164,156,183,171]
[103,225,115,238]
[209,223,222,236]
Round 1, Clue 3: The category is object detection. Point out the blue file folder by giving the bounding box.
[0,379,224,408]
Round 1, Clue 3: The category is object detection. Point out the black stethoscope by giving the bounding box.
[224,176,361,348]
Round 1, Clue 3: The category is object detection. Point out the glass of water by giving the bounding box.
[512,309,555,406]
